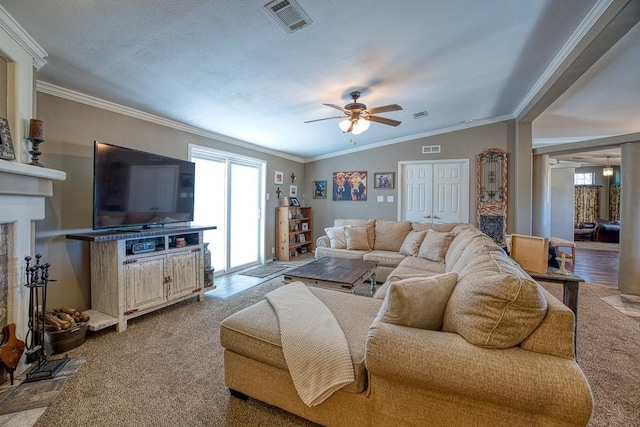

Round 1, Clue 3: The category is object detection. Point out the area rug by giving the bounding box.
[239,265,288,278]
[575,241,619,252]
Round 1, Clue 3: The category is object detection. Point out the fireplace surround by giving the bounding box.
[0,159,65,376]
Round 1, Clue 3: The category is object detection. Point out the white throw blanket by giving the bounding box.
[265,282,355,406]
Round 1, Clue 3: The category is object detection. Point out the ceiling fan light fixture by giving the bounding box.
[338,119,352,133]
[352,118,370,135]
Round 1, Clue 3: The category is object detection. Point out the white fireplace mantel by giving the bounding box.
[0,159,65,374]
[0,159,66,195]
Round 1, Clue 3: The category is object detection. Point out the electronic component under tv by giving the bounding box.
[93,141,196,230]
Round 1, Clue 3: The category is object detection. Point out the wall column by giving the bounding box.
[618,141,640,295]
[512,121,532,234]
[532,154,551,237]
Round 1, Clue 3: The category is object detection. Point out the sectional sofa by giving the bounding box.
[219,220,593,426]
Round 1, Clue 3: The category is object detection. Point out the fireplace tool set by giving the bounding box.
[23,254,69,383]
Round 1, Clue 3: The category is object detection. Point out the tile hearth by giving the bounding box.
[0,357,85,426]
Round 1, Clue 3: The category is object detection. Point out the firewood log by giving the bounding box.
[54,312,76,325]
[44,313,64,331]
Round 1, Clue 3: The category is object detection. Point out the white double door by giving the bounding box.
[400,160,469,223]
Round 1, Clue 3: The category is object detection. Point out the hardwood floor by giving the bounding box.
[567,247,619,288]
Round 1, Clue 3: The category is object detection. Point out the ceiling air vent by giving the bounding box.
[422,145,441,154]
[264,0,313,33]
[412,110,429,119]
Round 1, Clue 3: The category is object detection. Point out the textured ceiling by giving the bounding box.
[1,0,638,161]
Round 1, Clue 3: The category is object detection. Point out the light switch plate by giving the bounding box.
[377,196,384,202]
[387,196,394,203]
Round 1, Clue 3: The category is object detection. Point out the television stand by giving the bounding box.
[66,225,217,332]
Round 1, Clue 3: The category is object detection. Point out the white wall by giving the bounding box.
[550,167,575,241]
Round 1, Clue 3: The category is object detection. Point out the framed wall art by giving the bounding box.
[374,172,395,189]
[274,170,284,185]
[313,180,327,199]
[289,185,297,197]
[0,117,16,160]
[332,171,367,201]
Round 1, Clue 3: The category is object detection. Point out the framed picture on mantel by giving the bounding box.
[0,117,16,160]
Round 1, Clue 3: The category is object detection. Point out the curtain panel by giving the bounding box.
[574,185,600,226]
[609,184,621,221]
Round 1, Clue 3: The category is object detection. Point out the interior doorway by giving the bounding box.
[190,146,265,276]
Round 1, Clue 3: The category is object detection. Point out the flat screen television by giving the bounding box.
[93,141,196,230]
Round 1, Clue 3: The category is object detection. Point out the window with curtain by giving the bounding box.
[574,172,594,185]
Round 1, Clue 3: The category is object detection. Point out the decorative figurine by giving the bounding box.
[556,253,570,275]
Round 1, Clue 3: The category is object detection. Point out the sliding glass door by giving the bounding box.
[191,146,265,275]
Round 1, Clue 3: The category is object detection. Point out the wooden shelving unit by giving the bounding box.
[276,206,312,261]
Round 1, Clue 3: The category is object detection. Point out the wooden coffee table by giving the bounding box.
[283,258,378,294]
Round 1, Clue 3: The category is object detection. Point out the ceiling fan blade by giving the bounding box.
[367,115,402,127]
[366,104,403,114]
[304,115,346,123]
[323,103,349,113]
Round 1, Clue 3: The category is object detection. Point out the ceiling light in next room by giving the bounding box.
[603,156,614,176]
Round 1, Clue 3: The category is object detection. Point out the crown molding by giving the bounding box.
[513,0,615,119]
[36,81,304,163]
[0,5,47,69]
[304,115,515,163]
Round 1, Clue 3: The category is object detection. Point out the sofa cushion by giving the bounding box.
[315,247,367,260]
[375,272,458,330]
[396,256,447,274]
[220,286,382,394]
[363,250,406,268]
[411,222,459,232]
[442,258,548,349]
[325,226,349,249]
[345,226,372,251]
[417,230,454,263]
[374,220,412,251]
[335,219,376,249]
[399,230,427,256]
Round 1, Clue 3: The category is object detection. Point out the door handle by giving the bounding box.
[423,215,431,219]
[433,215,440,220]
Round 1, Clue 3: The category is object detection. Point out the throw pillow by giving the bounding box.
[418,230,454,263]
[376,272,458,330]
[345,226,372,251]
[399,230,428,256]
[373,220,412,251]
[442,271,548,348]
[325,226,348,249]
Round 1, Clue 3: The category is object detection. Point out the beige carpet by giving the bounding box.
[33,278,639,427]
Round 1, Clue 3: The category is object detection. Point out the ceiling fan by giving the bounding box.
[305,91,403,135]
